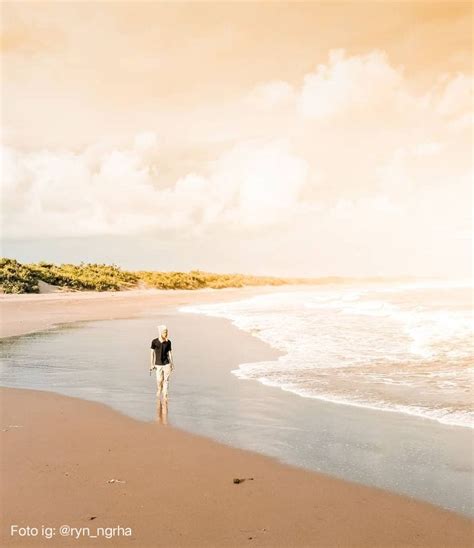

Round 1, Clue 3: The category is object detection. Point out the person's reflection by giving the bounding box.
[156,399,168,425]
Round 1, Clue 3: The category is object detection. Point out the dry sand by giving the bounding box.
[1,289,473,547]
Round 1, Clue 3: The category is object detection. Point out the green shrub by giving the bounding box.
[0,258,40,293]
[0,258,346,294]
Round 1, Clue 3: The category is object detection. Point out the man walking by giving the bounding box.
[150,324,174,401]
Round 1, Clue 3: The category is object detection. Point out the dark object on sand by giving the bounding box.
[233,477,254,484]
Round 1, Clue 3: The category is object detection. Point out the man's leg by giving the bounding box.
[162,364,172,400]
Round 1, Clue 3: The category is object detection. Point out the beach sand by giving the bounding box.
[0,286,288,339]
[1,288,473,547]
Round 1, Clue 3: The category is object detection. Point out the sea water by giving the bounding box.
[181,280,473,429]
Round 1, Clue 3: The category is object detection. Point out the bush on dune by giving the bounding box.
[0,259,139,293]
[135,270,287,290]
[0,258,346,294]
[0,258,39,293]
[28,262,139,291]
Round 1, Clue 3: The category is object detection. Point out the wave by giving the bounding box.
[180,281,473,429]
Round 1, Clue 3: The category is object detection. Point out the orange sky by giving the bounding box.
[1,2,472,278]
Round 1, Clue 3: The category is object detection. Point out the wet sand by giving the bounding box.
[1,289,473,546]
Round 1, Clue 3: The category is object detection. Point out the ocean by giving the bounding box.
[181,280,473,429]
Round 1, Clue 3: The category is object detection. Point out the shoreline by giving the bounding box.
[179,299,473,433]
[0,284,474,430]
[231,373,474,432]
[1,287,473,546]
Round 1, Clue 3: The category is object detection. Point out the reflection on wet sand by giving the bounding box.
[156,399,168,425]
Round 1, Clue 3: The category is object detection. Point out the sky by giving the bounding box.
[1,1,472,278]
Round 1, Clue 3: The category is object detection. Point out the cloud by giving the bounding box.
[248,48,472,131]
[412,142,444,157]
[435,73,473,118]
[2,48,471,278]
[245,80,295,110]
[207,141,309,228]
[134,131,159,150]
[1,137,309,238]
[299,49,406,119]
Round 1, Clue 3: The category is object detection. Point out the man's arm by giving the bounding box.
[150,340,156,370]
[169,349,174,370]
[150,349,155,370]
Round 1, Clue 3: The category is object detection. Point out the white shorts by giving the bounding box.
[155,364,172,395]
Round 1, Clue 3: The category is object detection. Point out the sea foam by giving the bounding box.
[180,281,474,428]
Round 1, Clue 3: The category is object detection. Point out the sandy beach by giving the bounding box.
[0,286,289,339]
[1,288,473,547]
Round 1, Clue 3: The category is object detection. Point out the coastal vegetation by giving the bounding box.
[0,258,346,294]
[0,258,138,293]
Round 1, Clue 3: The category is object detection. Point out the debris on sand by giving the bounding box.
[233,477,255,484]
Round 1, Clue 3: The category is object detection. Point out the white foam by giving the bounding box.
[180,280,474,429]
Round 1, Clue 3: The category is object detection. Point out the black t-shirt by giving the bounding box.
[151,338,172,365]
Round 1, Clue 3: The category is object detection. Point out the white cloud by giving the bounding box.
[298,48,405,119]
[214,141,308,227]
[412,142,444,157]
[247,48,472,133]
[1,138,309,238]
[246,80,295,110]
[435,73,473,118]
[134,131,159,150]
[2,48,471,278]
